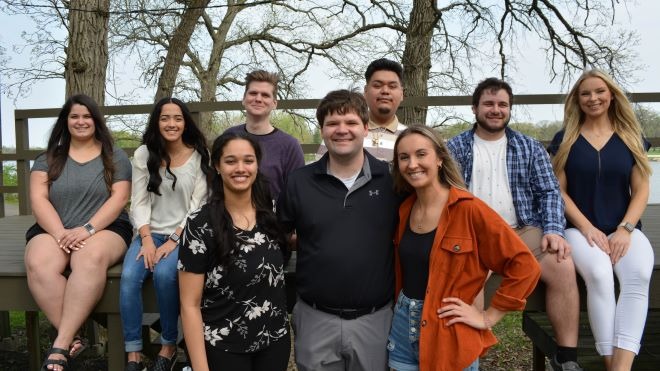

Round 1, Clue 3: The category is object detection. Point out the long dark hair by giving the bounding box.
[46,94,115,192]
[207,132,288,267]
[142,97,212,195]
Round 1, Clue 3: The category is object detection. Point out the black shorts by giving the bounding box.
[25,218,134,247]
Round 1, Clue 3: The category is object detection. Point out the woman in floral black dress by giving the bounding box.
[178,132,290,371]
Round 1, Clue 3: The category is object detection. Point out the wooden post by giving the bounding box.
[0,311,9,338]
[14,117,31,216]
[26,311,40,371]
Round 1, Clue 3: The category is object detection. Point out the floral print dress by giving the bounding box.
[178,204,289,353]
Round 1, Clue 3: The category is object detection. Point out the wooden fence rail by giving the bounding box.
[3,92,660,217]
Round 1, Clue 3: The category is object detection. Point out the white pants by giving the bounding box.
[566,228,654,355]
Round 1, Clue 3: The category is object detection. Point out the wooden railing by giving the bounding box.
[2,93,660,217]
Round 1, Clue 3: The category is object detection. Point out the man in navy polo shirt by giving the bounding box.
[278,89,399,371]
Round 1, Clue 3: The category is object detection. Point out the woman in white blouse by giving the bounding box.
[120,98,211,371]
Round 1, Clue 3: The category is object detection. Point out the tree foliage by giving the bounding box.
[636,105,660,139]
[0,0,645,129]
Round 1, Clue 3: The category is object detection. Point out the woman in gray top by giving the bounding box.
[24,94,133,371]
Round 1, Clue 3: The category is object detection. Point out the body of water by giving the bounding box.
[649,161,660,204]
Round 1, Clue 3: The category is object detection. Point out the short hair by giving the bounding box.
[316,89,369,127]
[471,77,513,108]
[365,58,403,85]
[244,70,279,97]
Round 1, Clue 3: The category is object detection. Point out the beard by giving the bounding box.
[377,106,392,115]
[475,114,510,133]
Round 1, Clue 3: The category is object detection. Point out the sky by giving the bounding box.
[1,1,660,149]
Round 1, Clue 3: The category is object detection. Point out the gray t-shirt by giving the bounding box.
[31,146,132,228]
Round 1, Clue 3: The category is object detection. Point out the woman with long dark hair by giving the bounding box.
[119,98,211,371]
[549,69,653,370]
[388,125,540,371]
[178,132,291,371]
[24,94,133,371]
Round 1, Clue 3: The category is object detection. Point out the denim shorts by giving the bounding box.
[387,291,479,371]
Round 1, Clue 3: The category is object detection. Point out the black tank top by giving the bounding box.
[399,222,436,300]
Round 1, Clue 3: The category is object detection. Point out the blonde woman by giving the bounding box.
[549,69,653,371]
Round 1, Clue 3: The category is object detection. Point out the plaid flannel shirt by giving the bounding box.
[446,126,566,236]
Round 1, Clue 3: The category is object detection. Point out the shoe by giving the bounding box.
[68,336,88,359]
[153,351,177,371]
[550,354,584,371]
[41,347,69,371]
[124,361,146,371]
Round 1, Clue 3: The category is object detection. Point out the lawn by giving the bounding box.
[3,310,534,370]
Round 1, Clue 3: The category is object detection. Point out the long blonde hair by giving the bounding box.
[392,125,466,194]
[552,69,651,178]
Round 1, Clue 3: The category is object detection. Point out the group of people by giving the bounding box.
[24,58,652,371]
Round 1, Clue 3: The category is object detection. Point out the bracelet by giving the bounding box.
[141,234,151,239]
[482,311,492,330]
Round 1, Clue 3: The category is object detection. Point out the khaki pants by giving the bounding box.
[292,298,393,371]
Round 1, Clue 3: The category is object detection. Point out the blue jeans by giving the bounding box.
[119,234,179,352]
[387,291,479,371]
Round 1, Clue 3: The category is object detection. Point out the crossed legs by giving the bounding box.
[25,230,126,370]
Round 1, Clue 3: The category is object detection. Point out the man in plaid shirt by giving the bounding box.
[447,78,583,371]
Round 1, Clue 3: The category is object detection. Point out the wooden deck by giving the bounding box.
[1,206,660,370]
[0,215,159,371]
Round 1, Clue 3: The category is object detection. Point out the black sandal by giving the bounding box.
[68,335,88,359]
[41,347,69,370]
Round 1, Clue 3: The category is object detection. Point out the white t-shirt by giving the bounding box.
[470,134,518,227]
[337,170,360,189]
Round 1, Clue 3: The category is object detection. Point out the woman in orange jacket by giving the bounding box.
[388,125,541,371]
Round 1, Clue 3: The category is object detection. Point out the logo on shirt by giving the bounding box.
[369,189,379,197]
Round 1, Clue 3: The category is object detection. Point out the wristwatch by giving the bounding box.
[618,221,635,233]
[83,222,96,236]
[168,232,180,243]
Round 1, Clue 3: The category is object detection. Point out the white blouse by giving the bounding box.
[129,144,207,234]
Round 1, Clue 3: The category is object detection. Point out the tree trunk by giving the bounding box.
[154,0,210,101]
[401,0,436,126]
[197,2,244,138]
[65,0,109,105]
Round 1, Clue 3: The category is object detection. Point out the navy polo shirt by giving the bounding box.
[277,151,399,308]
[549,131,649,234]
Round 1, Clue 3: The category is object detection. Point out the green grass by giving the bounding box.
[9,311,26,328]
[8,311,48,329]
[480,311,533,370]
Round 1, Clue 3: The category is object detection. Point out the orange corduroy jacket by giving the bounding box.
[394,187,541,371]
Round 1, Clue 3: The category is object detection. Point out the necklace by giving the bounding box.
[412,201,425,231]
[229,210,256,231]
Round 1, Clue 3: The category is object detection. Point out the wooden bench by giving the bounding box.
[0,215,164,370]
[3,208,659,370]
[0,214,298,371]
[507,205,660,370]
